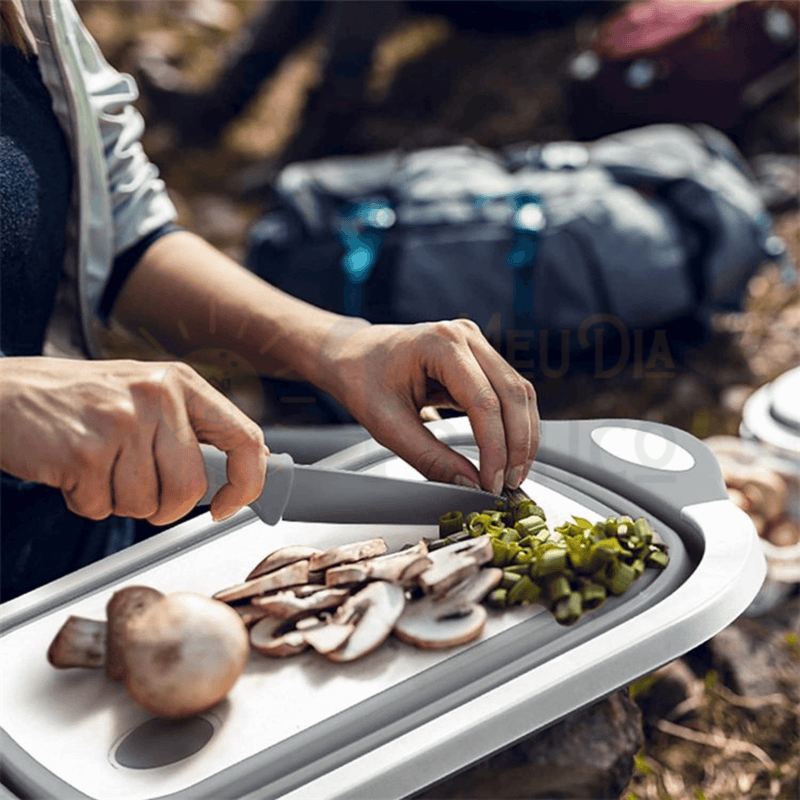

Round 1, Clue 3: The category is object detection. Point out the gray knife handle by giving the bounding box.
[199,444,295,525]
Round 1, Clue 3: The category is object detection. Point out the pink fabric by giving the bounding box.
[596,0,742,59]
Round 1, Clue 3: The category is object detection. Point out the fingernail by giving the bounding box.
[506,465,526,490]
[212,506,237,522]
[492,469,505,495]
[453,474,481,491]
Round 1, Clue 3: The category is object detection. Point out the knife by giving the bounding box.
[199,444,503,526]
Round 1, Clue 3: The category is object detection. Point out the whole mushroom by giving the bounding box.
[48,588,250,719]
[119,592,250,719]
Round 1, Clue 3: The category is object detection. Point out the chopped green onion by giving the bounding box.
[508,575,542,605]
[554,591,583,625]
[439,510,463,537]
[532,547,568,577]
[645,549,670,569]
[547,574,571,603]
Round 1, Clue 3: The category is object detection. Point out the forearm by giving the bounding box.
[110,230,367,390]
[110,229,539,493]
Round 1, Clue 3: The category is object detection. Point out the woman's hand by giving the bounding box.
[0,357,266,524]
[316,319,539,494]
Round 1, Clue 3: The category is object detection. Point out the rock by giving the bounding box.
[414,690,643,799]
[697,594,800,698]
[634,659,703,728]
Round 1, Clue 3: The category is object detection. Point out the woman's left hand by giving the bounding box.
[316,319,539,495]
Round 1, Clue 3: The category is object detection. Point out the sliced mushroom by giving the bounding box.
[394,568,502,649]
[247,545,324,580]
[251,587,350,619]
[231,603,271,627]
[417,536,494,596]
[291,583,329,598]
[395,605,486,650]
[47,616,107,669]
[309,538,388,571]
[302,620,357,654]
[249,616,309,658]
[326,541,431,587]
[213,560,310,603]
[326,581,406,663]
[445,567,504,606]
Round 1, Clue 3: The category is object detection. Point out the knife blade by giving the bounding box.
[199,444,502,526]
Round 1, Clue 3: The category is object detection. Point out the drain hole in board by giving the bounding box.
[112,716,215,769]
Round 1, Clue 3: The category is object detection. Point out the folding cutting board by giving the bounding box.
[0,418,766,800]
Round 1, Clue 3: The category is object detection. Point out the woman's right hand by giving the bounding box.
[0,357,267,525]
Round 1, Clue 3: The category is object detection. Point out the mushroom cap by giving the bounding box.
[122,592,249,719]
[105,585,164,681]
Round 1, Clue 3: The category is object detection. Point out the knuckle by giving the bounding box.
[65,487,112,521]
[105,399,139,434]
[185,471,209,503]
[117,498,159,520]
[455,318,481,336]
[130,376,163,407]
[157,360,200,395]
[242,420,266,448]
[114,480,160,519]
[429,318,479,343]
[170,360,199,382]
[470,388,502,416]
[74,440,113,472]
[174,459,209,506]
[506,377,532,406]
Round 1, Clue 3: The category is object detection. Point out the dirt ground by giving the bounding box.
[75,2,799,798]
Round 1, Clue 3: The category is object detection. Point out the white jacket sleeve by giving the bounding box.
[29,0,178,357]
[60,0,177,258]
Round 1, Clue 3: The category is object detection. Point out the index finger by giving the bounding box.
[181,370,268,521]
[434,337,538,493]
[469,336,539,488]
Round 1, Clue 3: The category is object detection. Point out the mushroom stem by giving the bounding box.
[47,616,107,669]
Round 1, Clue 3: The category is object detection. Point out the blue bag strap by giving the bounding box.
[335,199,396,315]
[507,192,545,329]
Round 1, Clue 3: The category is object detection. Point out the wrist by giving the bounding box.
[286,315,372,396]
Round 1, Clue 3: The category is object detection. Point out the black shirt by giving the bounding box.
[0,45,149,601]
[0,44,72,356]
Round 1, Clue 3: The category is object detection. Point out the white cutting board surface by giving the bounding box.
[0,461,600,800]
